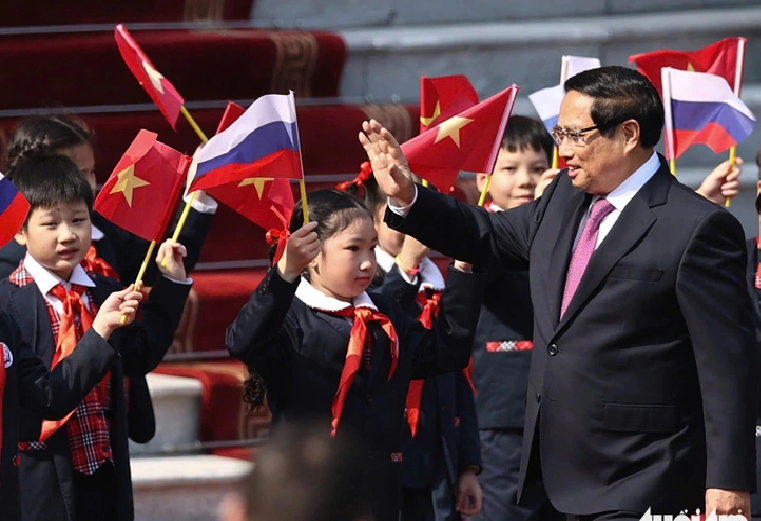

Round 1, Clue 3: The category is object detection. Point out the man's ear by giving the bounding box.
[620,120,640,153]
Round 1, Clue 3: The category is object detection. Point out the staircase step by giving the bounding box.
[132,454,252,521]
[129,373,203,456]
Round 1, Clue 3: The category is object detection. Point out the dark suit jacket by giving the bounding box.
[373,265,481,490]
[0,319,117,521]
[0,274,191,521]
[226,266,484,521]
[386,156,758,515]
[745,237,761,516]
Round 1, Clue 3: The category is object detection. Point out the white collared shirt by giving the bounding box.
[23,253,96,316]
[375,246,446,291]
[295,277,377,323]
[574,151,660,250]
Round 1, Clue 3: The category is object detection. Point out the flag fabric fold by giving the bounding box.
[0,174,30,249]
[115,24,185,129]
[402,85,518,191]
[95,130,190,242]
[662,68,755,160]
[420,75,479,133]
[629,37,746,95]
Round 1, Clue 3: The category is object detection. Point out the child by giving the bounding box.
[226,189,484,521]
[1,282,143,521]
[340,166,483,521]
[0,154,193,521]
[0,114,216,285]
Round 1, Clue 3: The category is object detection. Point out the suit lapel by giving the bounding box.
[555,165,671,333]
[546,190,592,329]
[13,284,55,368]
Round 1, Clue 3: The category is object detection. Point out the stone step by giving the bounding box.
[132,455,252,521]
[251,0,757,28]
[128,373,203,456]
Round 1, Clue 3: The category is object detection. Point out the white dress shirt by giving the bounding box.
[23,253,96,316]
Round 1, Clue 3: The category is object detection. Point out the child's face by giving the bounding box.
[58,143,97,193]
[374,204,405,257]
[477,147,548,210]
[310,216,378,302]
[16,201,92,280]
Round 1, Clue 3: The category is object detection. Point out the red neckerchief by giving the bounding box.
[319,306,399,436]
[81,245,119,280]
[266,206,290,265]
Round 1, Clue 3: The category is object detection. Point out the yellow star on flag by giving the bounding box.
[238,177,272,199]
[420,101,441,128]
[434,116,473,148]
[110,164,150,207]
[142,60,165,94]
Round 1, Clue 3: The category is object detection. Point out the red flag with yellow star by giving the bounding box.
[402,85,518,192]
[420,75,479,133]
[115,24,185,129]
[629,37,746,96]
[95,130,190,241]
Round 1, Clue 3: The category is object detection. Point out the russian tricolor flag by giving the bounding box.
[190,92,303,193]
[662,67,756,160]
[0,174,30,248]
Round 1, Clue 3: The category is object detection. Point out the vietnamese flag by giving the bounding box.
[95,130,190,242]
[216,101,247,135]
[402,85,519,192]
[629,37,746,95]
[420,75,479,133]
[115,24,185,129]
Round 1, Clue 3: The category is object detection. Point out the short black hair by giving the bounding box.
[564,66,664,149]
[501,115,554,164]
[6,115,93,174]
[9,153,93,227]
[289,189,373,239]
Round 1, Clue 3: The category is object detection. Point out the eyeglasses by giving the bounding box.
[549,124,600,147]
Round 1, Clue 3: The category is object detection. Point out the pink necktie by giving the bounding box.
[560,198,616,318]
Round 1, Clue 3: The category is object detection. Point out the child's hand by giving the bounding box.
[91,285,143,341]
[535,168,561,200]
[397,236,430,275]
[277,221,320,283]
[696,157,742,204]
[359,120,416,205]
[156,239,188,281]
[456,468,483,516]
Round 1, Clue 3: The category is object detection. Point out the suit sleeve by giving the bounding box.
[406,265,485,379]
[384,182,556,270]
[373,264,422,316]
[16,322,118,420]
[112,275,192,376]
[226,267,298,375]
[454,370,482,473]
[675,210,758,492]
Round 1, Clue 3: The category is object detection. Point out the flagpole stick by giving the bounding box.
[181,106,209,143]
[300,178,310,223]
[477,175,491,207]
[725,146,737,208]
[422,179,429,188]
[162,106,209,268]
[120,240,157,325]
[552,147,559,169]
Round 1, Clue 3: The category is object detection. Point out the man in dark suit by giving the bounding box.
[359,66,757,520]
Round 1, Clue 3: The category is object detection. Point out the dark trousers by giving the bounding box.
[73,462,116,521]
[473,428,561,521]
[401,486,437,521]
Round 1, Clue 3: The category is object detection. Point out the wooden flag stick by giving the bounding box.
[477,175,491,207]
[120,240,157,325]
[300,178,310,223]
[669,159,676,177]
[162,106,209,268]
[725,146,737,208]
[552,147,559,169]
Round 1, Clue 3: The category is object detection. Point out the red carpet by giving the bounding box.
[0,0,255,26]
[0,29,346,110]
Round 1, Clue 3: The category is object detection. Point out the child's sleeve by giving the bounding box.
[15,319,118,420]
[404,265,485,378]
[110,275,192,377]
[454,370,482,475]
[373,264,421,315]
[226,267,299,373]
